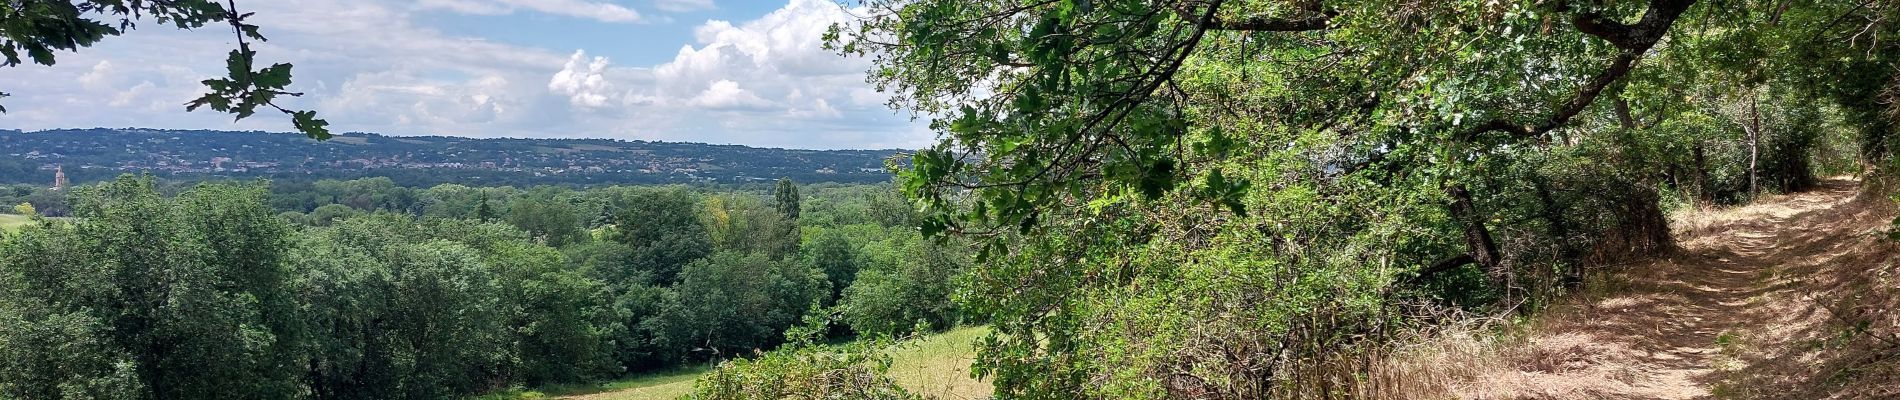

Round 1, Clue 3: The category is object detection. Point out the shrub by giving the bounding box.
[689,339,921,400]
[840,238,965,336]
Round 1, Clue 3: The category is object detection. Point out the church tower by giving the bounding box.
[52,165,68,191]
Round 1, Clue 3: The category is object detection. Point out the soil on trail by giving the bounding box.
[1464,180,1900,399]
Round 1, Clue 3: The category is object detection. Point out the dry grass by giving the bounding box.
[1356,316,1518,399]
[556,367,706,400]
[1419,179,1900,399]
[885,326,991,399]
[558,327,993,400]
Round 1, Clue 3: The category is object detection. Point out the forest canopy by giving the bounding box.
[0,176,970,399]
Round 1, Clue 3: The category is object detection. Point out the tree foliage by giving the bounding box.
[2,1,327,137]
[829,0,1895,397]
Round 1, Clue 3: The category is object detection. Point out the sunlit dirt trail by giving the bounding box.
[1465,180,1900,399]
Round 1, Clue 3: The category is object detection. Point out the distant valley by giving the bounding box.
[0,128,905,187]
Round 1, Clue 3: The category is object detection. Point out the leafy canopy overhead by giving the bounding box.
[832,0,1895,397]
[0,0,328,139]
[831,0,1700,246]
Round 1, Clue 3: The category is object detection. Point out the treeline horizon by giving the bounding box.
[0,127,906,189]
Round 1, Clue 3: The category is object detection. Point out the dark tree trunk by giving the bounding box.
[1531,176,1582,285]
[1445,184,1509,295]
[1614,98,1638,130]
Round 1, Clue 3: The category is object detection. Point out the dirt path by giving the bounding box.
[1466,180,1900,399]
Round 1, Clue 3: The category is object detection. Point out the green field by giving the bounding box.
[546,326,992,400]
[0,214,34,232]
[0,215,74,233]
[884,326,991,399]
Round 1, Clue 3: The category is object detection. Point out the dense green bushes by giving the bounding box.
[841,238,968,336]
[688,339,921,400]
[0,175,969,398]
[650,251,827,360]
[0,178,302,399]
[819,0,1895,397]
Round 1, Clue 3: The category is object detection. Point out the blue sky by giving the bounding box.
[1,0,931,150]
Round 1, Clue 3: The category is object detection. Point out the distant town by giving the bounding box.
[0,128,905,187]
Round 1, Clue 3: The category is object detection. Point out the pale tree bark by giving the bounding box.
[1747,91,1762,198]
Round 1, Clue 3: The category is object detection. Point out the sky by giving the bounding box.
[1,0,932,150]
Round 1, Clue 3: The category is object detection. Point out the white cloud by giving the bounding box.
[654,0,715,12]
[78,61,117,89]
[1,0,928,149]
[549,51,617,108]
[784,88,841,119]
[108,81,157,107]
[418,0,644,23]
[632,0,883,116]
[689,80,773,109]
[322,71,521,128]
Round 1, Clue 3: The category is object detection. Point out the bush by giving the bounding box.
[840,238,966,336]
[307,203,358,226]
[689,339,921,400]
[650,251,828,361]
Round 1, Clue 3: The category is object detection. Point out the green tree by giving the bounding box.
[650,251,826,361]
[702,194,800,261]
[476,191,496,223]
[292,215,509,399]
[840,237,966,336]
[805,228,861,302]
[306,203,357,226]
[1,1,327,137]
[463,226,618,385]
[774,178,802,220]
[824,0,1782,396]
[0,221,144,399]
[506,191,588,247]
[0,176,299,399]
[609,188,712,284]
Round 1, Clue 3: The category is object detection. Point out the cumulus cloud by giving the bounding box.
[78,61,117,89]
[654,0,715,12]
[549,51,617,108]
[108,82,157,107]
[689,80,773,109]
[622,0,886,118]
[322,71,521,128]
[2,0,928,149]
[650,0,863,97]
[418,0,644,23]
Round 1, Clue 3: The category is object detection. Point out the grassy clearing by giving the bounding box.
[0,214,34,232]
[885,326,990,399]
[550,326,992,400]
[560,366,708,400]
[0,215,77,233]
[478,366,709,400]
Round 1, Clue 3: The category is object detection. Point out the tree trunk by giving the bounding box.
[1614,98,1638,130]
[1531,176,1582,285]
[1747,94,1762,198]
[1694,142,1713,204]
[1445,184,1509,296]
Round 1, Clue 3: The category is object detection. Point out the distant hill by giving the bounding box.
[0,128,906,187]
